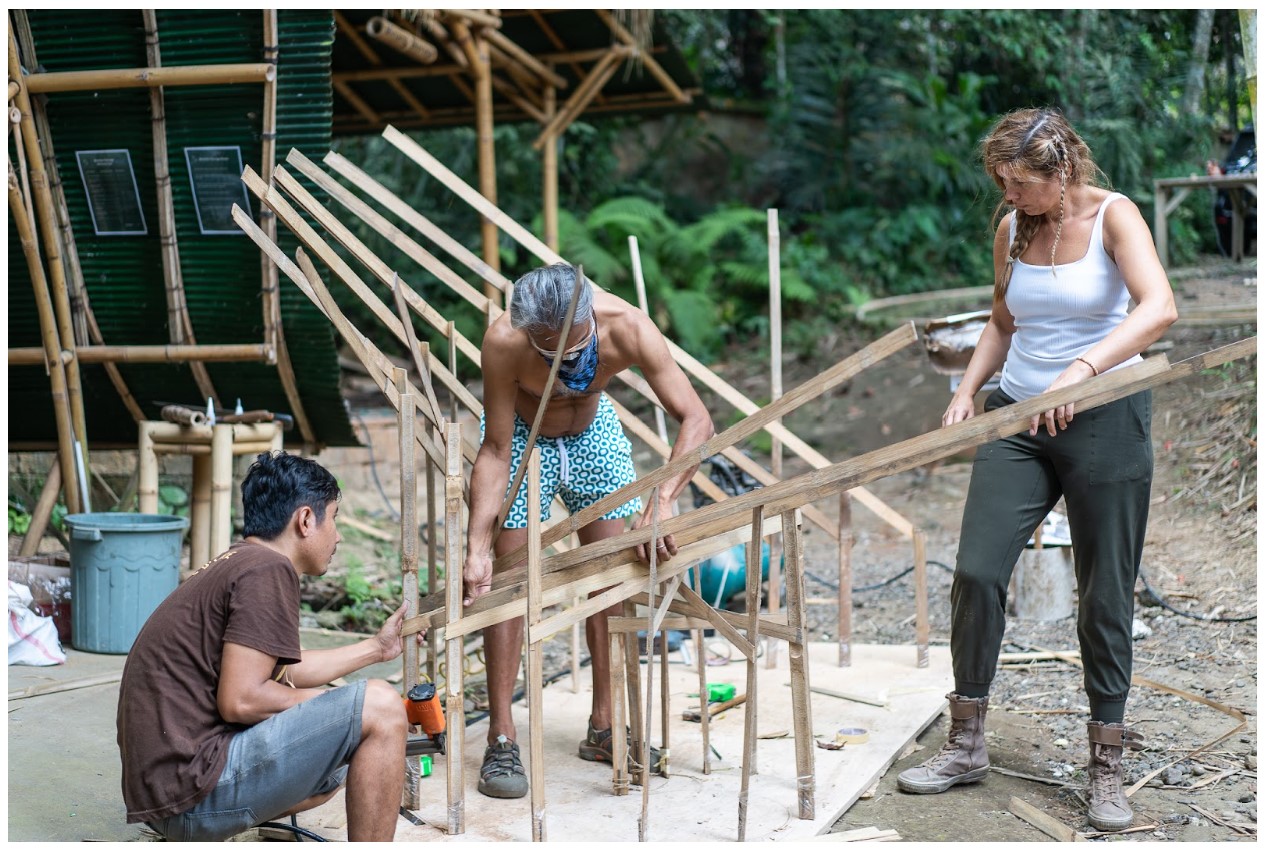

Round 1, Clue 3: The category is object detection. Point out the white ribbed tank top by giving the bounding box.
[999,192,1142,401]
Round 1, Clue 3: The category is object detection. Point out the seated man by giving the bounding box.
[116,451,411,841]
[463,262,715,798]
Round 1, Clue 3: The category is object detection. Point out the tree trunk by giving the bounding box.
[1181,9,1215,117]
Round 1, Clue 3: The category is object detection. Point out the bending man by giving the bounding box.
[463,263,714,798]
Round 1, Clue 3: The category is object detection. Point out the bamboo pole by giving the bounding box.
[531,47,627,150]
[782,509,814,819]
[9,166,80,515]
[482,27,568,89]
[526,447,547,841]
[474,25,499,306]
[18,460,60,557]
[396,370,422,812]
[737,506,764,842]
[191,455,212,569]
[594,9,689,103]
[837,492,853,667]
[442,9,502,29]
[390,275,445,430]
[209,424,234,557]
[443,423,466,835]
[542,81,558,251]
[426,443,441,679]
[25,63,273,93]
[914,528,929,668]
[8,343,274,364]
[137,421,159,514]
[367,16,439,65]
[621,597,645,789]
[143,10,220,410]
[608,623,630,795]
[638,491,660,842]
[691,535,712,775]
[766,209,784,670]
[11,28,86,513]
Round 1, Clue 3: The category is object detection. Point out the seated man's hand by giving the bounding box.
[374,602,411,662]
[634,496,678,563]
[463,552,494,607]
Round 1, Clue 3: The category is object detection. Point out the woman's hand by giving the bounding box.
[1031,360,1096,436]
[942,392,977,427]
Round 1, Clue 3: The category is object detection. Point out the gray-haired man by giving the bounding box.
[463,263,714,798]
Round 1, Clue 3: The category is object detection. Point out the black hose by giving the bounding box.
[804,560,956,593]
[1137,568,1256,623]
[256,817,328,843]
[354,411,401,520]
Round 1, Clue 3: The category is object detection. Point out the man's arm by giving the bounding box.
[218,603,410,725]
[463,328,520,605]
[630,312,716,560]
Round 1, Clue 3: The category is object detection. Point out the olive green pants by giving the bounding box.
[951,388,1153,724]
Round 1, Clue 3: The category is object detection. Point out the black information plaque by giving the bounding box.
[185,146,251,235]
[75,149,147,236]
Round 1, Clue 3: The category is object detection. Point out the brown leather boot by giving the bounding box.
[1086,721,1143,831]
[897,693,990,794]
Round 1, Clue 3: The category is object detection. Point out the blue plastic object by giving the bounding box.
[685,542,777,609]
[64,513,188,654]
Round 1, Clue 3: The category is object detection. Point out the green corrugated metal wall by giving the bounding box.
[8,10,357,447]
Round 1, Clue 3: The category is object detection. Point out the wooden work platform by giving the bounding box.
[295,643,952,843]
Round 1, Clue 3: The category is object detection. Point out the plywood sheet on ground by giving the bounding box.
[297,642,952,842]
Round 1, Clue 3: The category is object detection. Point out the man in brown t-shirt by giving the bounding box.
[116,451,411,841]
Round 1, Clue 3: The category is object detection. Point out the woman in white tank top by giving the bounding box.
[896,109,1177,832]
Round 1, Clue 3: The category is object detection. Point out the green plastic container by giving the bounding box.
[65,513,188,654]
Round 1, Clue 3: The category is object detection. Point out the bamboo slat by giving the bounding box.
[443,424,466,835]
[397,374,421,812]
[8,343,274,364]
[525,447,547,841]
[483,27,568,89]
[783,509,814,819]
[532,47,626,149]
[737,507,763,841]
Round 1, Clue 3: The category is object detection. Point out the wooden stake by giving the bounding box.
[443,423,465,835]
[628,236,673,469]
[914,528,929,668]
[783,509,814,819]
[738,506,764,842]
[525,447,547,841]
[494,266,583,530]
[837,492,853,667]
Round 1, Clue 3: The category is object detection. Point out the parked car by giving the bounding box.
[1213,126,1256,258]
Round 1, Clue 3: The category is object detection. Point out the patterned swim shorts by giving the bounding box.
[483,393,643,529]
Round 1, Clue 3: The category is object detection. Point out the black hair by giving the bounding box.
[241,451,341,540]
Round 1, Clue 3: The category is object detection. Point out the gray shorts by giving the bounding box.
[148,682,366,842]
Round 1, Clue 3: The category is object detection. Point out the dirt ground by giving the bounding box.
[307,256,1255,842]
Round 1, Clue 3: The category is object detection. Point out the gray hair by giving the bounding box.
[508,263,593,335]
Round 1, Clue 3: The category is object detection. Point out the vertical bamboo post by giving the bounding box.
[737,505,764,842]
[190,455,212,569]
[137,423,159,514]
[18,460,60,558]
[692,555,712,775]
[9,167,79,514]
[609,626,630,795]
[443,423,466,835]
[142,9,219,410]
[525,447,547,841]
[396,368,421,810]
[426,443,441,679]
[260,8,280,353]
[914,528,929,668]
[638,490,660,842]
[447,321,459,425]
[10,27,88,506]
[782,509,815,819]
[622,598,645,788]
[471,26,500,307]
[209,424,234,557]
[542,80,558,253]
[766,208,783,670]
[837,492,854,667]
[659,591,670,779]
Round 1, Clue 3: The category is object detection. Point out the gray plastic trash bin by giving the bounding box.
[65,513,188,654]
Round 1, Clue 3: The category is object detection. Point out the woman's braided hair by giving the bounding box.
[981,108,1104,306]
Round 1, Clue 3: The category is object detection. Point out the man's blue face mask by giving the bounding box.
[530,318,600,392]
